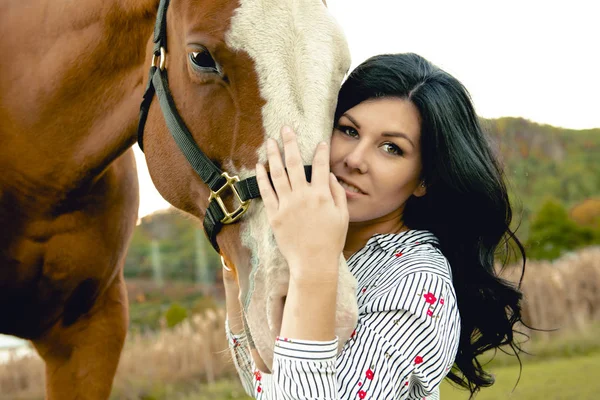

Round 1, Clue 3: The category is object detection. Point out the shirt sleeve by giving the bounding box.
[225,318,257,397]
[270,271,460,400]
[271,337,339,399]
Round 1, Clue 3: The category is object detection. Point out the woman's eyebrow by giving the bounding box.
[342,112,415,148]
[382,131,415,148]
[341,113,361,128]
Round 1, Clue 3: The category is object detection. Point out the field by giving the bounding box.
[110,347,600,399]
[2,248,599,399]
[441,352,600,400]
[3,321,599,400]
[106,348,600,399]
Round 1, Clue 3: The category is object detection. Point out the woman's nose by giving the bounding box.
[344,145,368,174]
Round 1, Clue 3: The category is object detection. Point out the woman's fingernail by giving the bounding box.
[319,141,328,147]
[282,126,293,135]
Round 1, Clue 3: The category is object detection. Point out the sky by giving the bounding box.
[135,0,599,218]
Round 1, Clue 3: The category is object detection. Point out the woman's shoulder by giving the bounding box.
[350,229,452,283]
[351,230,457,312]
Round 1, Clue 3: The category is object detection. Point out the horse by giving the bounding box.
[0,0,358,398]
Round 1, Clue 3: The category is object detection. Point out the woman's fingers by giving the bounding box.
[266,138,291,197]
[330,173,348,211]
[281,127,308,189]
[256,162,279,213]
[311,141,331,189]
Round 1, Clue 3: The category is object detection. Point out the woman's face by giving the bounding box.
[330,97,426,223]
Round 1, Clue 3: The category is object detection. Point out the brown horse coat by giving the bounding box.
[1,0,356,398]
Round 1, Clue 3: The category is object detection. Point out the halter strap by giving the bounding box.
[136,0,312,252]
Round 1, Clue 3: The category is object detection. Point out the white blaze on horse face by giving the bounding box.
[225,0,358,369]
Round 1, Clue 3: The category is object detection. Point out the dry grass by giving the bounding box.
[0,309,237,400]
[499,246,600,338]
[2,248,600,399]
[112,308,237,399]
[0,349,44,399]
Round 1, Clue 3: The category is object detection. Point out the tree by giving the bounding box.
[571,198,600,229]
[526,198,595,260]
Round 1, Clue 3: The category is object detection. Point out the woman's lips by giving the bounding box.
[337,177,366,197]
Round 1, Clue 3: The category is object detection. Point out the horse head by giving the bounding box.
[140,0,358,369]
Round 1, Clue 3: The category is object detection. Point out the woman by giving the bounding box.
[224,53,525,399]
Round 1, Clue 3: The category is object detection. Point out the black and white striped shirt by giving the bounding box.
[227,230,461,399]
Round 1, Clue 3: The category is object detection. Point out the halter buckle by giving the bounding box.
[209,172,251,224]
[151,47,167,70]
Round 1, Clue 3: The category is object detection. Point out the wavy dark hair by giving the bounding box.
[335,53,526,396]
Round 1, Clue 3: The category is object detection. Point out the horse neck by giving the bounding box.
[0,0,158,194]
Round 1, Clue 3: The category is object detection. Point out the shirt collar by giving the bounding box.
[365,229,440,252]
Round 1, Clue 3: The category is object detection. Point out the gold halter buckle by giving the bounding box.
[209,172,251,224]
[151,47,166,71]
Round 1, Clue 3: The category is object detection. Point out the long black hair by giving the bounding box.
[335,53,526,396]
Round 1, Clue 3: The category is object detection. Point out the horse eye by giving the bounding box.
[189,48,220,74]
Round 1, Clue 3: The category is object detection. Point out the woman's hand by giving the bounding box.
[256,126,348,283]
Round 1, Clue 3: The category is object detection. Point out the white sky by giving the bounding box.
[136,0,600,218]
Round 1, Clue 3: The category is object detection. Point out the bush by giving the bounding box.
[526,198,596,260]
[164,303,188,328]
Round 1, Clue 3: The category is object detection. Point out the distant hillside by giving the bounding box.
[482,117,599,237]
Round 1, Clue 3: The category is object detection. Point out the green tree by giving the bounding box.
[164,302,188,328]
[526,198,595,260]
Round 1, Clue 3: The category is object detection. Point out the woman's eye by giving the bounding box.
[189,49,220,74]
[381,142,403,156]
[338,125,359,138]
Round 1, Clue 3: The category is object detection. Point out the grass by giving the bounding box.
[163,352,600,400]
[2,262,599,399]
[3,330,600,400]
[441,352,600,400]
[476,321,600,369]
[130,351,600,400]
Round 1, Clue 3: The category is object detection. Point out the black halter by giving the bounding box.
[137,0,311,252]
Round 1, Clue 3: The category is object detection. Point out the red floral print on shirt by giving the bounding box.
[358,390,367,399]
[440,298,445,305]
[366,368,374,380]
[395,252,403,257]
[414,356,424,364]
[427,309,433,317]
[423,292,437,304]
[254,370,262,381]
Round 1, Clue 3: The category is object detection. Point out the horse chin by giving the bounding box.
[246,292,277,370]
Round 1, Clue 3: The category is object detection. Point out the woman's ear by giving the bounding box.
[413,181,427,198]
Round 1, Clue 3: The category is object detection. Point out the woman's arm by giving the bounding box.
[279,264,339,341]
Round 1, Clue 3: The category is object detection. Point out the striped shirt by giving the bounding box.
[227,229,461,399]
